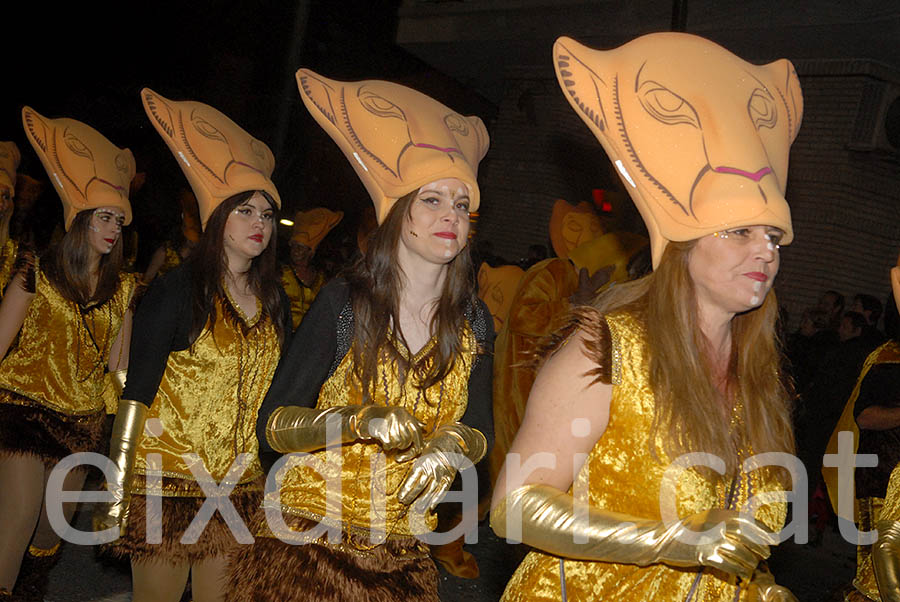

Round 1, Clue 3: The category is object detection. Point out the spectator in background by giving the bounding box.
[852,293,887,348]
[819,289,846,330]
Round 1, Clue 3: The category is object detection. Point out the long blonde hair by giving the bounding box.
[591,240,794,474]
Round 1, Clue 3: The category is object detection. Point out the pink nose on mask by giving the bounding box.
[712,166,772,182]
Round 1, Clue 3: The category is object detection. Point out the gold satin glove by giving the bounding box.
[266,404,425,455]
[490,484,773,580]
[93,399,147,537]
[746,565,799,601]
[109,369,127,397]
[874,520,900,602]
[397,422,487,511]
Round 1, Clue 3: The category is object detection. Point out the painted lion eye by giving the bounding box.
[444,114,469,136]
[64,134,92,159]
[359,90,405,120]
[638,81,700,128]
[193,117,226,142]
[748,89,778,130]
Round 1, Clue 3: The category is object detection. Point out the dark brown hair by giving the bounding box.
[345,190,477,401]
[42,209,125,306]
[187,191,286,346]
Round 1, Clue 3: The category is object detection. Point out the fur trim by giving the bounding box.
[226,516,439,602]
[0,391,105,469]
[105,478,262,566]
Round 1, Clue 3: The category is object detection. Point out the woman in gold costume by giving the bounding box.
[94,88,290,602]
[226,70,492,602]
[0,108,138,600]
[491,33,805,601]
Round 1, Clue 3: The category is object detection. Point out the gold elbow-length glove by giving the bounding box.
[746,564,799,601]
[874,520,900,602]
[265,404,425,455]
[397,422,488,511]
[109,369,127,397]
[93,399,147,536]
[491,484,774,580]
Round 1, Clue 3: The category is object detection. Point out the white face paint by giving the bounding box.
[750,295,760,305]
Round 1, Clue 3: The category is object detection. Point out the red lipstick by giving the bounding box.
[434,232,457,240]
[104,238,116,244]
[745,272,768,282]
[249,234,263,242]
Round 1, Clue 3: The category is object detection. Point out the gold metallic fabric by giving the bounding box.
[266,404,423,455]
[875,519,900,602]
[0,264,137,415]
[500,311,787,601]
[269,325,477,539]
[492,484,771,579]
[397,421,487,510]
[0,238,18,298]
[747,566,800,601]
[94,399,147,536]
[280,266,324,330]
[131,294,280,491]
[869,465,900,602]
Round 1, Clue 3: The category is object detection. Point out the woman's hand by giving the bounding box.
[396,422,487,511]
[352,405,425,455]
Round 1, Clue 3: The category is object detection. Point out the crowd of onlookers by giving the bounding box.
[787,288,900,544]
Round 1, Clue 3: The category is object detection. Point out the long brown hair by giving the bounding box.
[187,191,286,346]
[345,190,477,402]
[42,209,124,306]
[587,240,794,473]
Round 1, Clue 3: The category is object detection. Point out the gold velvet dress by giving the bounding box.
[501,311,787,602]
[0,237,19,297]
[114,290,282,564]
[280,264,325,329]
[0,260,137,467]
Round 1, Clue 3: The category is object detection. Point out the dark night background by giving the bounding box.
[1,0,493,267]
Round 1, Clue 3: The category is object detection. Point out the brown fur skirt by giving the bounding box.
[226,513,439,602]
[106,475,263,566]
[0,389,105,469]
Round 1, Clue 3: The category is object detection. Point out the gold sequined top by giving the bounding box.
[0,261,137,415]
[266,326,478,541]
[131,293,281,495]
[280,265,325,330]
[501,311,787,602]
[0,238,18,297]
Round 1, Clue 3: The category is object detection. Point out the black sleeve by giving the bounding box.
[461,297,495,451]
[278,285,294,349]
[121,266,191,406]
[854,363,900,419]
[256,278,350,452]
